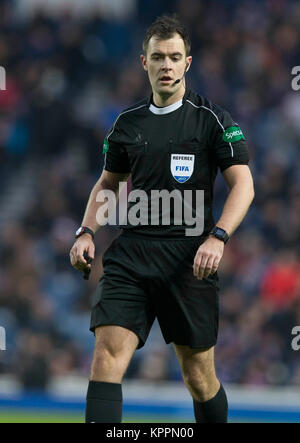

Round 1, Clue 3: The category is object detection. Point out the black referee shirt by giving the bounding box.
[103,88,249,238]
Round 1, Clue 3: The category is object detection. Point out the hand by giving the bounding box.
[69,234,95,273]
[193,236,224,280]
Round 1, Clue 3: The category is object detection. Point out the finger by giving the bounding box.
[70,255,76,267]
[75,256,91,270]
[81,263,91,272]
[203,256,214,278]
[197,254,209,280]
[75,245,88,267]
[75,262,88,271]
[211,256,220,275]
[193,251,202,277]
[70,250,76,267]
[87,244,95,260]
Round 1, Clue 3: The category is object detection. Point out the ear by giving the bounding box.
[140,54,148,72]
[185,56,192,72]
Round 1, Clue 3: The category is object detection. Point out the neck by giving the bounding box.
[152,84,186,107]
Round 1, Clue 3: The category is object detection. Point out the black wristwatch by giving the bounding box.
[75,226,95,240]
[210,227,229,244]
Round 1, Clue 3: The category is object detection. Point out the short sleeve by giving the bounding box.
[103,121,131,173]
[209,107,250,172]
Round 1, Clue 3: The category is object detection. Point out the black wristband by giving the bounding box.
[210,227,229,244]
[75,226,95,240]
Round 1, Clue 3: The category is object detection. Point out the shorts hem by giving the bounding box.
[169,340,217,349]
[89,322,147,349]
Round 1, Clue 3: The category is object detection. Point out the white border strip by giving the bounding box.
[149,98,183,115]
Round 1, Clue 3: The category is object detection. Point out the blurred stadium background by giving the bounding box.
[0,0,300,423]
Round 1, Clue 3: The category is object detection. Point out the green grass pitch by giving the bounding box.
[0,409,192,423]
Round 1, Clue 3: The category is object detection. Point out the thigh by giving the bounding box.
[90,235,156,349]
[156,272,219,349]
[94,325,139,358]
[91,325,139,382]
[148,238,219,349]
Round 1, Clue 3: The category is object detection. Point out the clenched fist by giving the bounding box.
[69,234,95,273]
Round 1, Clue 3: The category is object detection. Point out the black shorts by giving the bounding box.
[90,231,219,350]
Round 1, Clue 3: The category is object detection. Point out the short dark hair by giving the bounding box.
[143,14,191,57]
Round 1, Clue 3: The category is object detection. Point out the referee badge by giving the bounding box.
[170,154,195,183]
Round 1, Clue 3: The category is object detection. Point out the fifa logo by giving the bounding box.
[0,67,6,91]
[175,166,190,172]
[0,327,6,351]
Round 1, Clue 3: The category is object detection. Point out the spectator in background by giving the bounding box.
[0,0,299,389]
[260,250,300,310]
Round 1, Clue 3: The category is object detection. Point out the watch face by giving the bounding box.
[76,227,84,236]
[213,227,228,243]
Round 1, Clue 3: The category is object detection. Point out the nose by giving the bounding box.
[161,57,172,71]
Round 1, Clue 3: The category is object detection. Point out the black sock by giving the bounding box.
[85,381,123,423]
[193,383,228,423]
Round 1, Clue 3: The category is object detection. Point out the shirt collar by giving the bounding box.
[147,89,191,115]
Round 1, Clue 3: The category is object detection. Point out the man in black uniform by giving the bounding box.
[70,15,254,423]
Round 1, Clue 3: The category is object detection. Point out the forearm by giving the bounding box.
[215,181,254,237]
[81,178,119,234]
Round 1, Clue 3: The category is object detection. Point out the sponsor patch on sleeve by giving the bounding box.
[222,126,245,143]
[103,138,109,153]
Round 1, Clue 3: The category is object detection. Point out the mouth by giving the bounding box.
[159,76,173,84]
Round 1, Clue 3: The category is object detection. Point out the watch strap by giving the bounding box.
[210,227,229,244]
[75,226,95,240]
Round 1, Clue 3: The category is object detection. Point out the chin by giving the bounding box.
[157,84,173,94]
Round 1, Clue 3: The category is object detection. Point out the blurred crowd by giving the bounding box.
[0,0,300,390]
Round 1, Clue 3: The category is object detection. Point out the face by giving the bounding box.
[141,33,192,97]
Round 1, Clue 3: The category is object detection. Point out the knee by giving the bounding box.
[183,370,218,402]
[90,346,127,382]
[92,347,118,370]
[90,326,138,382]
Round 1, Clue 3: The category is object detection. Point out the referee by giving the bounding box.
[70,14,254,423]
